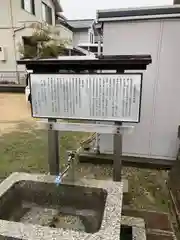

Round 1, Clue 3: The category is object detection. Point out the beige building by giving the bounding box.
[0,0,73,83]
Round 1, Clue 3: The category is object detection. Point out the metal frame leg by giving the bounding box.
[113,122,122,182]
[48,119,59,175]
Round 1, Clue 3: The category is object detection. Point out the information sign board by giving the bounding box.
[30,73,142,122]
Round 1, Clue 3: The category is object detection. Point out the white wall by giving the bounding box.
[73,30,89,46]
[0,0,56,28]
[0,1,16,71]
[100,18,180,160]
[0,0,57,73]
[0,1,12,27]
[150,19,180,159]
[0,29,17,71]
[11,0,56,27]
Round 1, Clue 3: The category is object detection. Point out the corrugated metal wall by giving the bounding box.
[99,18,180,160]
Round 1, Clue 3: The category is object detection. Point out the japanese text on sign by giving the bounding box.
[30,73,142,122]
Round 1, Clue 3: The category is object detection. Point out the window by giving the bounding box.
[42,2,53,25]
[21,0,35,14]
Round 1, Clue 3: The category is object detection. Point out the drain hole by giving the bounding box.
[49,223,56,228]
[120,225,132,240]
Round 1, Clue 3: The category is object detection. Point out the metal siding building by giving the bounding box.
[97,5,180,160]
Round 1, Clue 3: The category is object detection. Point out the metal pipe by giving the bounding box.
[60,164,70,179]
[14,25,26,32]
[94,133,100,154]
[93,21,102,154]
[56,152,75,183]
[48,119,60,175]
[97,34,101,57]
[10,0,19,80]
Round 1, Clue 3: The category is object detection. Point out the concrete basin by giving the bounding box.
[0,181,107,233]
[0,172,123,240]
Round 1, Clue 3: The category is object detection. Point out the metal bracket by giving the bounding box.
[113,122,123,182]
[47,119,59,175]
[116,127,121,134]
[38,121,134,135]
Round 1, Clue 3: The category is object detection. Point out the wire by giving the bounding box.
[80,132,96,147]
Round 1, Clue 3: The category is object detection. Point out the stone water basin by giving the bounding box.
[0,172,123,240]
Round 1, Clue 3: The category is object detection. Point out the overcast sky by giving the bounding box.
[60,0,173,19]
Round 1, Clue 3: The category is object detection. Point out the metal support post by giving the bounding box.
[97,29,101,57]
[48,118,59,175]
[94,132,100,154]
[113,122,122,182]
[113,69,124,182]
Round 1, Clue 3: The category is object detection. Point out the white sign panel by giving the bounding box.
[30,73,142,122]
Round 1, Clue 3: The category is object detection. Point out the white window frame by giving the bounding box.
[42,2,46,22]
[42,2,53,25]
[22,0,35,15]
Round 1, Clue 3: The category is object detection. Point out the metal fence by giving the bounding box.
[0,71,26,85]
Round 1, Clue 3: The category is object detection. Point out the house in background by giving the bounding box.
[0,0,73,84]
[55,13,73,45]
[0,1,103,84]
[95,5,180,162]
[67,19,103,55]
[56,13,90,56]
[67,19,95,46]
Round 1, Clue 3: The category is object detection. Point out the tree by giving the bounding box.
[18,23,70,59]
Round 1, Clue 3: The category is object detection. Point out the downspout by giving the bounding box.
[92,20,103,154]
[9,0,19,82]
[96,22,101,154]
[97,28,102,57]
[93,18,103,57]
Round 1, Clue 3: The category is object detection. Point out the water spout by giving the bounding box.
[55,151,75,186]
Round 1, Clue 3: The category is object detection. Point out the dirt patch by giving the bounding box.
[0,93,36,135]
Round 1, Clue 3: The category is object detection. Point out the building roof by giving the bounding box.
[17,55,152,72]
[67,19,94,29]
[97,5,180,22]
[52,0,63,12]
[56,17,74,31]
[59,47,87,56]
[55,13,73,30]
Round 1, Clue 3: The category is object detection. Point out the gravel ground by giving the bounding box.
[0,93,170,222]
[20,203,85,231]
